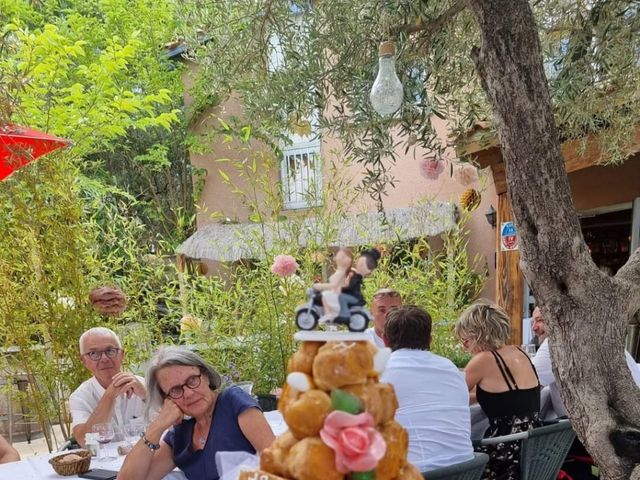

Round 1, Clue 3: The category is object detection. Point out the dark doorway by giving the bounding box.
[581,208,632,275]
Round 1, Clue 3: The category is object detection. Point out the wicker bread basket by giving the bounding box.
[49,449,92,476]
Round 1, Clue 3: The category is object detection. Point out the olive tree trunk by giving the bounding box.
[464,1,640,478]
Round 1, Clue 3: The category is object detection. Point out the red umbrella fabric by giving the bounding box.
[0,124,72,181]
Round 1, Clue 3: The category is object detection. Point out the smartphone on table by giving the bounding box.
[78,469,118,480]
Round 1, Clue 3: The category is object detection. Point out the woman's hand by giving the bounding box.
[150,399,184,433]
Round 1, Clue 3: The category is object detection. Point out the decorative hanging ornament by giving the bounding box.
[370,41,403,116]
[460,188,481,212]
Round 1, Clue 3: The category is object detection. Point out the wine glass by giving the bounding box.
[92,422,115,462]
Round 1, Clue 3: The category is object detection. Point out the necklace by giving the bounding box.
[194,393,217,449]
[194,422,209,449]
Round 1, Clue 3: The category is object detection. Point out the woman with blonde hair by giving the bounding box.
[455,300,541,480]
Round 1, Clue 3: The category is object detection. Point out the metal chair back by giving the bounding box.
[520,421,576,480]
[421,452,490,480]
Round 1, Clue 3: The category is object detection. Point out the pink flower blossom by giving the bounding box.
[419,157,445,180]
[319,411,386,474]
[453,165,479,186]
[270,254,298,277]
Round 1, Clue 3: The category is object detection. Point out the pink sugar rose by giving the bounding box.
[419,157,445,180]
[453,165,479,186]
[270,254,298,277]
[319,411,386,474]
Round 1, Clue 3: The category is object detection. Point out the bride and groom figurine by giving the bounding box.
[294,248,380,333]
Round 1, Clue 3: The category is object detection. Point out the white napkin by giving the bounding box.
[216,451,260,480]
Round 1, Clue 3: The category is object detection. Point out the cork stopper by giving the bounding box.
[378,41,396,57]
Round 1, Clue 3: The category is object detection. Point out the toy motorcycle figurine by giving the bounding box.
[294,287,372,332]
[295,248,381,333]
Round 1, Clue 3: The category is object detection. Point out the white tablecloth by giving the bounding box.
[264,410,287,436]
[0,449,186,479]
[0,412,288,479]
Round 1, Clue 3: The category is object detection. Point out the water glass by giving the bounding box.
[124,419,146,446]
[521,344,537,358]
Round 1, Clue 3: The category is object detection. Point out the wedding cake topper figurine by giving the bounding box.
[295,248,381,333]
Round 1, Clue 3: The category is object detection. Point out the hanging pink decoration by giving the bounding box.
[419,157,444,180]
[453,165,479,186]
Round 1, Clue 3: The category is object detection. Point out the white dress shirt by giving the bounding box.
[69,375,146,428]
[364,327,385,349]
[380,349,473,472]
[533,339,640,417]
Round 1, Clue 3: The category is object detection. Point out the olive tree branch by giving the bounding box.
[388,0,466,38]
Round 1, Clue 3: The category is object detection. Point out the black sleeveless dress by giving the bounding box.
[475,347,542,480]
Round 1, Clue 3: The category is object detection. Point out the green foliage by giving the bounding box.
[0,0,496,449]
[0,155,99,449]
[1,0,193,247]
[177,0,640,206]
[0,0,188,449]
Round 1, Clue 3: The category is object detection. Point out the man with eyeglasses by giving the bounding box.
[69,327,147,447]
[365,288,403,348]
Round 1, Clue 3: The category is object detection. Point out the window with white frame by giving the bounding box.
[269,3,322,209]
[281,139,322,210]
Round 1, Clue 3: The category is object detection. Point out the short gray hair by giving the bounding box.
[455,300,511,351]
[145,346,222,417]
[79,327,121,354]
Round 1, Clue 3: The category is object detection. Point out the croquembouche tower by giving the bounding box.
[239,329,423,480]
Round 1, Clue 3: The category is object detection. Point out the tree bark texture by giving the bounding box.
[463,1,640,479]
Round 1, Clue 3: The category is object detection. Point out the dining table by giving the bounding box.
[0,448,187,479]
[0,410,288,479]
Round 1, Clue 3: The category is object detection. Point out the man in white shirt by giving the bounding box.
[380,305,473,473]
[70,327,146,446]
[532,307,640,417]
[364,288,402,348]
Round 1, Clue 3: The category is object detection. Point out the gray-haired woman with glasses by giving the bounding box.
[118,346,275,480]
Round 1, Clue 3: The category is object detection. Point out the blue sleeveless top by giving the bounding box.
[164,386,260,480]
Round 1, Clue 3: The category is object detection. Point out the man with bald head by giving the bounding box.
[365,288,403,348]
[70,327,146,446]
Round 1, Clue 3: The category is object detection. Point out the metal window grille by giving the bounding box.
[281,144,322,209]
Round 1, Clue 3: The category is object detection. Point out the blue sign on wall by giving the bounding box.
[500,221,519,251]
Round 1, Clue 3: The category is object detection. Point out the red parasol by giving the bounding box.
[0,124,72,181]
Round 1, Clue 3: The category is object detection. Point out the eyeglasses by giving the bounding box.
[460,337,474,348]
[164,373,202,399]
[373,290,401,299]
[83,348,121,361]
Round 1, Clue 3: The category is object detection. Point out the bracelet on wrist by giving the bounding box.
[142,433,160,451]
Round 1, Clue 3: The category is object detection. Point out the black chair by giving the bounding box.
[421,452,489,480]
[257,394,278,412]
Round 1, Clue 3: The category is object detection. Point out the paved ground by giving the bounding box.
[11,424,67,459]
